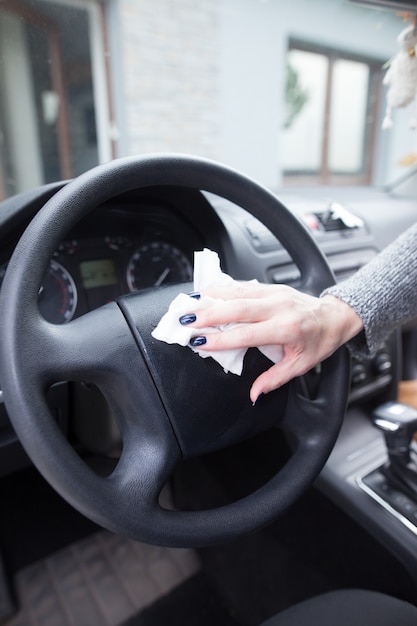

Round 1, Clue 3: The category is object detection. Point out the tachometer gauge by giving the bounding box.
[0,259,77,324]
[127,242,192,291]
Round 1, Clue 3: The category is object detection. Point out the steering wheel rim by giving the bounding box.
[0,154,350,547]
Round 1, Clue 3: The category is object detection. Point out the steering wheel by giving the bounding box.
[0,155,350,547]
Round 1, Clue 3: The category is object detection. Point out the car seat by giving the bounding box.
[260,589,417,625]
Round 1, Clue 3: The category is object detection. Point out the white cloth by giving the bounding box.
[151,249,284,375]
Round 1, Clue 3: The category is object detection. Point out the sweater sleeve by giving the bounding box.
[321,222,417,359]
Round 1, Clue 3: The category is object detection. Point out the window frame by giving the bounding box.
[283,40,383,186]
[0,0,113,201]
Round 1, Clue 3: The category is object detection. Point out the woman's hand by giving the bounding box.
[185,282,363,403]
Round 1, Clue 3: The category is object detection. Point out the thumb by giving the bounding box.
[250,358,306,404]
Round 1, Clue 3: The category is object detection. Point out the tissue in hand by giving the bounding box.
[151,248,284,375]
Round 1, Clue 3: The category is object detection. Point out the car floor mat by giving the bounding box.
[4,530,199,626]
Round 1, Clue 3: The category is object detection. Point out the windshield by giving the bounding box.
[1,0,416,199]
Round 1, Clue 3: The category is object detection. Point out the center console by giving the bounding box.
[317,331,417,590]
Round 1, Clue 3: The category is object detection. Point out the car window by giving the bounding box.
[0,0,416,198]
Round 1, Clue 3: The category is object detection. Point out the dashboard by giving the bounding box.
[1,177,417,582]
[0,180,415,433]
[0,186,217,326]
[1,183,416,369]
[0,237,193,325]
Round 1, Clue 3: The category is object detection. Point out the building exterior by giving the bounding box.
[0,0,414,199]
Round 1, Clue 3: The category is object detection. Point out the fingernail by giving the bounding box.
[252,392,265,407]
[179,313,196,325]
[190,335,207,347]
[189,291,201,300]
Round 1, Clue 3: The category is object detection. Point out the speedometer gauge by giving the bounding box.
[127,242,192,291]
[0,259,77,324]
[39,260,77,324]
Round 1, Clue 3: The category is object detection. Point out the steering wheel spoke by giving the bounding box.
[282,352,349,434]
[108,428,180,507]
[27,304,135,386]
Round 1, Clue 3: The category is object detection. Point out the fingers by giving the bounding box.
[203,281,282,302]
[190,321,268,352]
[250,354,317,403]
[250,362,298,404]
[190,299,265,330]
[250,368,279,404]
[189,283,295,330]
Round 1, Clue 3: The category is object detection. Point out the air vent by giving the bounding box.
[244,218,281,252]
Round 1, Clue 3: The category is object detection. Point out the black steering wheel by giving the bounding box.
[0,155,350,547]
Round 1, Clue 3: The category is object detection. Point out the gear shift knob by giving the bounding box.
[373,402,417,464]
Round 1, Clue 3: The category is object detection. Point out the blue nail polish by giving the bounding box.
[189,291,201,300]
[190,335,207,347]
[179,313,196,325]
[252,392,265,407]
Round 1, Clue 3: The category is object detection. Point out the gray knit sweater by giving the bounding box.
[321,222,417,359]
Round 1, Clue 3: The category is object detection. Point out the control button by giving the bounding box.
[374,351,392,375]
[351,363,367,385]
[362,468,417,528]
[301,213,320,231]
[393,493,410,508]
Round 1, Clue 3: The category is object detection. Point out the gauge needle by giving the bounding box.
[154,267,170,286]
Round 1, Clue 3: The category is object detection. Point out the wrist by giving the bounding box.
[320,294,364,349]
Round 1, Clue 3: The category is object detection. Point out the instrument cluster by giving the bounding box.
[0,235,193,324]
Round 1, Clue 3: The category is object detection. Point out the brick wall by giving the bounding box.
[119,0,220,159]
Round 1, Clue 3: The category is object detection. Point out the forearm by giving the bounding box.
[322,222,417,359]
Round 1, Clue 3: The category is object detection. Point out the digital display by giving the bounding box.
[80,259,117,289]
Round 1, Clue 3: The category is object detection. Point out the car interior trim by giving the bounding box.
[357,475,417,537]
